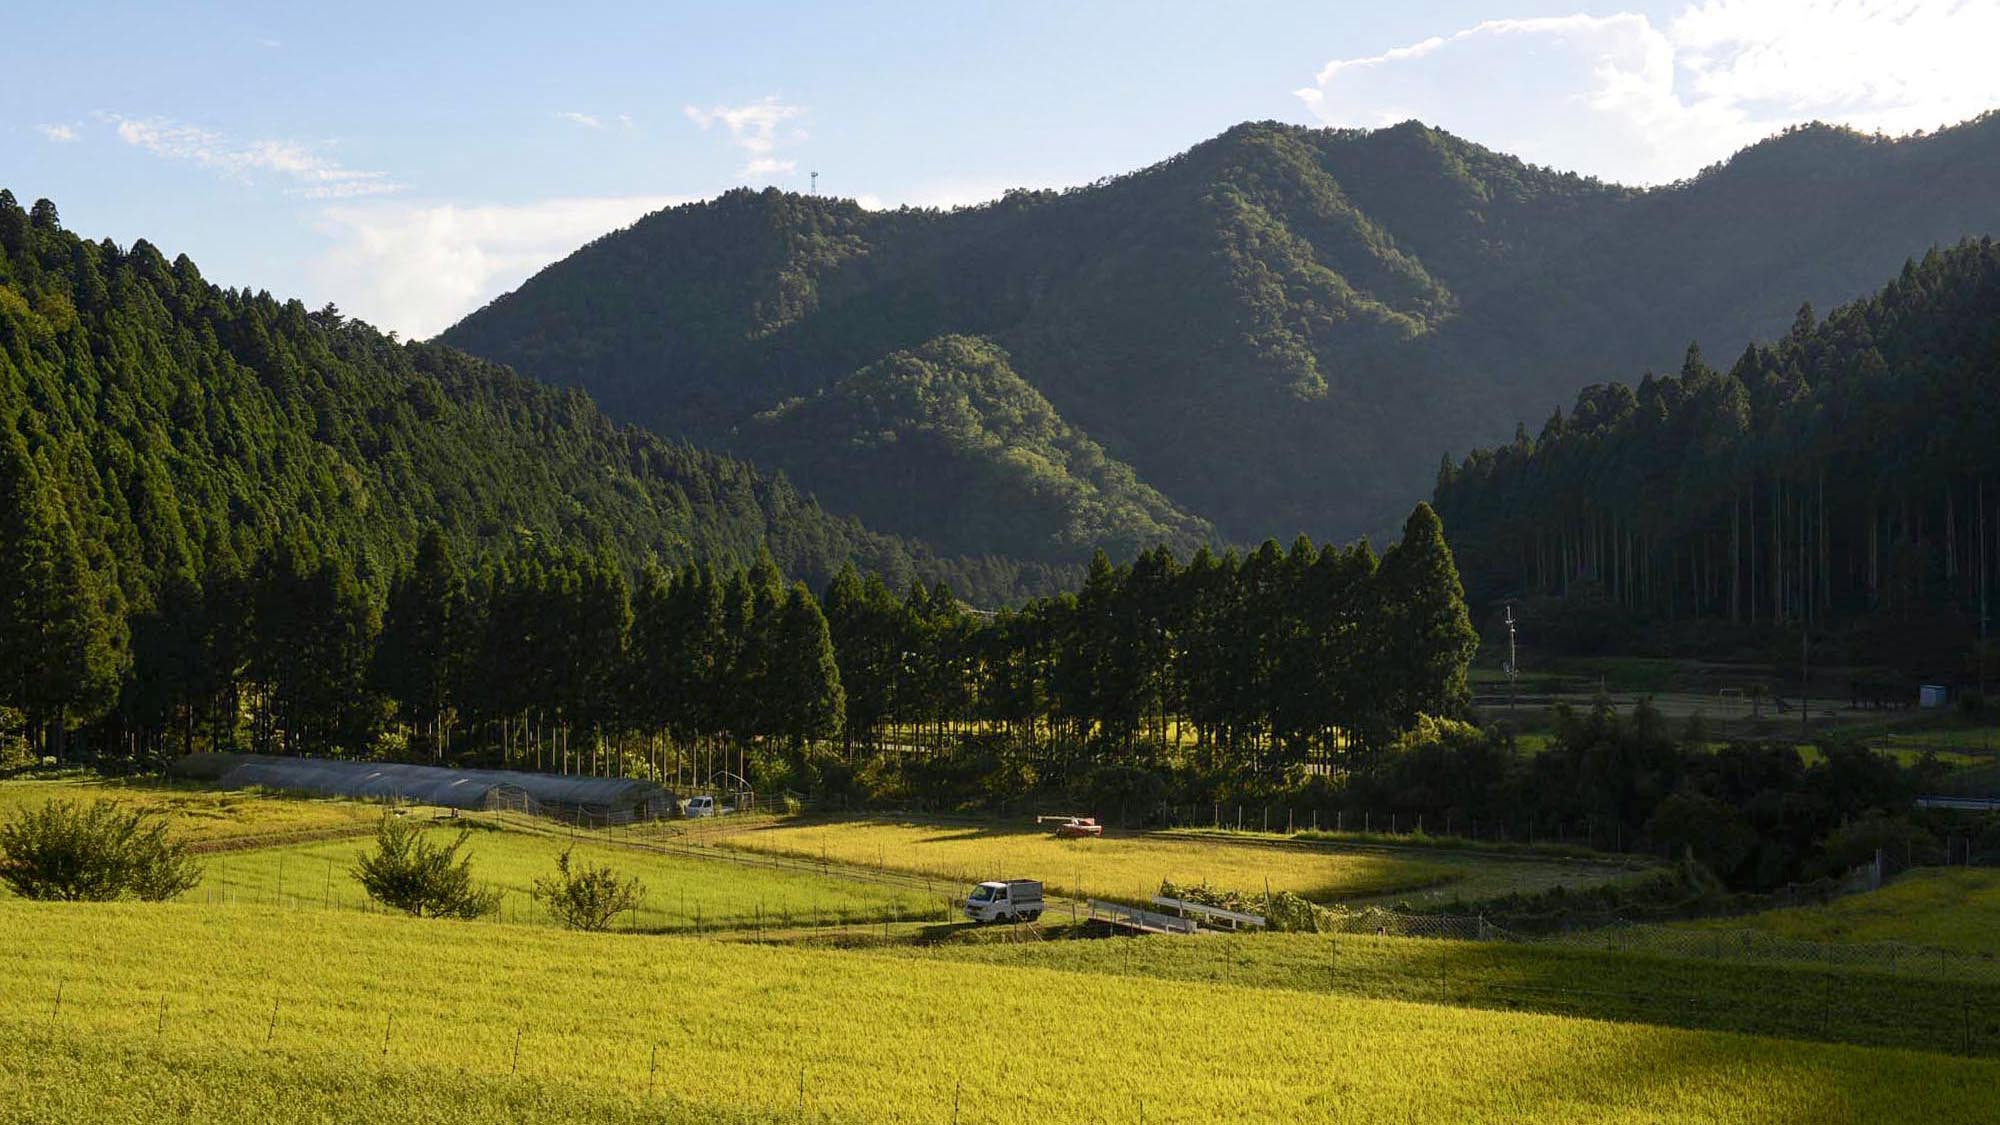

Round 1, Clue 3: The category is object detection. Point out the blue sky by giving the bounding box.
[6,1,1996,337]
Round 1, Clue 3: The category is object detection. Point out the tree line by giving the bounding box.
[5,501,1477,795]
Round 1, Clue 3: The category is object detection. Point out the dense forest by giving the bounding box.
[0,191,1079,755]
[1435,239,2000,678]
[444,115,2000,558]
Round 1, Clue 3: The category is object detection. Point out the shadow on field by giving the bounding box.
[901,932,2000,1058]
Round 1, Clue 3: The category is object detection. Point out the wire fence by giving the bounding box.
[182,809,966,936]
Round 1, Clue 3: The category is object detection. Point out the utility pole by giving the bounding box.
[1504,605,1518,716]
[1981,479,1989,701]
[1801,626,1810,739]
[810,171,819,195]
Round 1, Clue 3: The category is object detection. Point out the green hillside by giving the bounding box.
[0,190,1054,625]
[441,115,2000,554]
[742,335,1212,561]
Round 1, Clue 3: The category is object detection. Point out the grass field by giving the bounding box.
[1685,868,2000,956]
[0,777,385,845]
[5,900,1997,1123]
[171,816,945,932]
[714,818,1461,904]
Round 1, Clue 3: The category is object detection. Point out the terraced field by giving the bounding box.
[6,900,1997,1123]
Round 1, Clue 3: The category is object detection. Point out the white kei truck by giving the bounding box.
[963,879,1044,923]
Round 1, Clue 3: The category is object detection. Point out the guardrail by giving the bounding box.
[1150,895,1266,930]
[1916,795,2000,811]
[1088,899,1198,935]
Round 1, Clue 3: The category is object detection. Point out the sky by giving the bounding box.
[6,1,1998,339]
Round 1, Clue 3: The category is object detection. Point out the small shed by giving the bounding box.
[172,754,673,824]
[1920,684,1950,709]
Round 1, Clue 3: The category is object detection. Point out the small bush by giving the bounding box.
[0,799,202,901]
[531,847,645,931]
[352,815,499,919]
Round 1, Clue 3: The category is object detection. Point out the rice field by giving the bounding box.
[710,818,1640,905]
[897,928,2000,1058]
[164,816,945,932]
[1683,868,2000,956]
[4,899,1996,1123]
[1162,827,1648,906]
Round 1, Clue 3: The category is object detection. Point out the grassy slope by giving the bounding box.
[714,819,1457,904]
[1685,869,2000,955]
[5,900,1997,1123]
[179,818,945,932]
[0,778,382,846]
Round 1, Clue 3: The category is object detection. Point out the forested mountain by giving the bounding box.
[443,114,2000,556]
[1435,239,2000,673]
[0,190,1065,752]
[740,335,1211,561]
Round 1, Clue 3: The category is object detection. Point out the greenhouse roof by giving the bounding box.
[172,754,669,811]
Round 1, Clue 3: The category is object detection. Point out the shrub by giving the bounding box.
[0,799,202,901]
[1818,812,1939,873]
[1645,790,1758,881]
[531,847,645,931]
[352,815,499,919]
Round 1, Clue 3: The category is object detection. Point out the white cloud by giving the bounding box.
[109,114,402,198]
[1295,2,2000,185]
[684,96,805,179]
[35,123,79,143]
[312,194,691,339]
[557,111,604,129]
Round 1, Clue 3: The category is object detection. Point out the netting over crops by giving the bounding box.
[172,754,672,821]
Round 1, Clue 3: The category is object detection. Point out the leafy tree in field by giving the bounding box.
[531,846,645,931]
[352,815,500,919]
[0,799,201,901]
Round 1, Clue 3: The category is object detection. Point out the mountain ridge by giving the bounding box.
[442,113,2000,553]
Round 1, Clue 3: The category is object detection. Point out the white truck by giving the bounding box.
[683,795,732,818]
[964,879,1044,924]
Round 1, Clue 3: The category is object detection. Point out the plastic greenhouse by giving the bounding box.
[172,754,673,824]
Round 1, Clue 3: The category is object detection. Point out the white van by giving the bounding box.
[964,879,1044,923]
[684,795,728,818]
